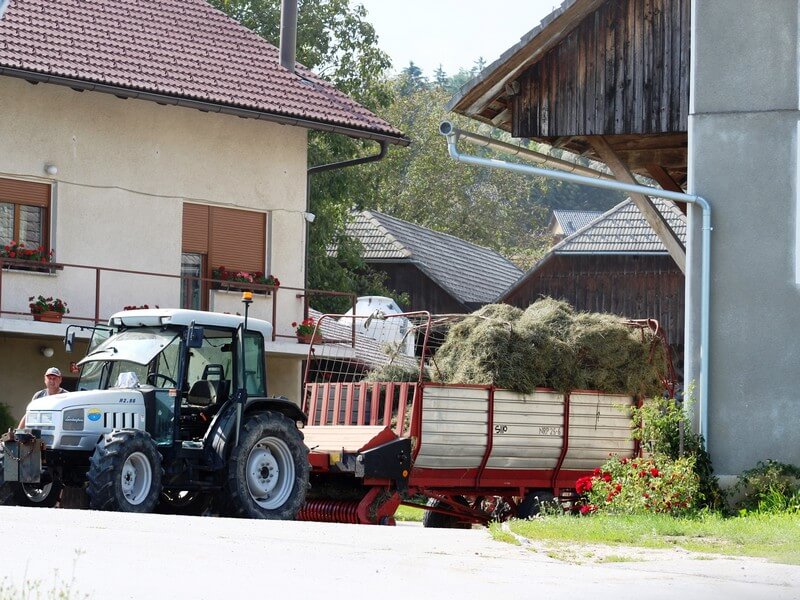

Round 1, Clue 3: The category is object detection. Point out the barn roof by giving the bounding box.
[0,0,407,145]
[551,209,603,237]
[553,197,686,254]
[447,0,601,126]
[345,211,523,308]
[500,196,685,301]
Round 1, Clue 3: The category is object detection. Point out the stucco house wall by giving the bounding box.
[0,76,310,412]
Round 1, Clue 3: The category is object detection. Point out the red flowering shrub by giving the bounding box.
[1,241,53,263]
[575,453,699,516]
[212,266,279,287]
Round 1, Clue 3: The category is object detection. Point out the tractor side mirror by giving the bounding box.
[187,324,204,348]
[64,330,76,353]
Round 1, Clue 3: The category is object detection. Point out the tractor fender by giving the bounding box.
[204,396,306,470]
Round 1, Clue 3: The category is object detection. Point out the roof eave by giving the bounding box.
[447,0,604,120]
[0,67,410,147]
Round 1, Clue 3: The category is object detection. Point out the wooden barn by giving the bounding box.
[343,211,522,313]
[503,197,685,366]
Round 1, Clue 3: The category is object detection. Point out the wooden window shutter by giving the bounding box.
[0,177,50,207]
[182,203,209,254]
[208,207,266,273]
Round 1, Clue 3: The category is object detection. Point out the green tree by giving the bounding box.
[364,82,621,269]
[209,0,404,310]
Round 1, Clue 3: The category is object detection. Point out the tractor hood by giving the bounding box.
[27,388,146,412]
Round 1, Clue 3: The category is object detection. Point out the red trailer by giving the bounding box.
[297,312,672,527]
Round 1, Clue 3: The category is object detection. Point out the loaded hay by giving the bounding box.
[434,298,667,396]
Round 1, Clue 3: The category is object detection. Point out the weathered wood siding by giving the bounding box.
[513,0,690,138]
[503,255,684,347]
[370,263,468,314]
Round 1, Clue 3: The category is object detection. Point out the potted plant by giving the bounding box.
[293,317,321,344]
[211,266,280,294]
[29,295,69,323]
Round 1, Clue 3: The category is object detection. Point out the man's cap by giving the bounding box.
[45,367,61,376]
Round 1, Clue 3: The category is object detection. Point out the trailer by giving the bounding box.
[296,312,673,527]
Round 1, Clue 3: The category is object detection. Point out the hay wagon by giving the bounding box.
[296,311,672,527]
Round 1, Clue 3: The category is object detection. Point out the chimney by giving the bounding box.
[279,0,298,73]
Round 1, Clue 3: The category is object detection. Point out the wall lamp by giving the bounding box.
[40,346,54,358]
[44,163,58,176]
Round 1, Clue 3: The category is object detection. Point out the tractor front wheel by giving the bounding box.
[226,411,309,520]
[87,430,162,513]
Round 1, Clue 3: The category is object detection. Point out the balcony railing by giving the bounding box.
[0,258,355,343]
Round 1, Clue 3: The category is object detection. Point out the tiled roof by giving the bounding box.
[553,197,686,254]
[552,209,602,236]
[0,0,406,143]
[345,211,523,308]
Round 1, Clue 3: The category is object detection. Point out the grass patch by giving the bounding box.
[487,524,521,546]
[598,555,641,563]
[504,512,800,564]
[395,504,425,522]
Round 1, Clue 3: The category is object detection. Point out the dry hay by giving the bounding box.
[363,362,424,383]
[431,304,536,392]
[434,298,667,396]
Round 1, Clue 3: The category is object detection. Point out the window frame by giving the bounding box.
[0,177,52,260]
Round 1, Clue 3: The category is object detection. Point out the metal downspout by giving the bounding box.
[304,141,389,289]
[439,121,712,444]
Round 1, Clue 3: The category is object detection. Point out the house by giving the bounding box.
[0,0,407,421]
[343,210,523,313]
[448,0,800,478]
[548,209,602,244]
[505,198,685,366]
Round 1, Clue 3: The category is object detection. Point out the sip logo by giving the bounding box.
[87,408,102,422]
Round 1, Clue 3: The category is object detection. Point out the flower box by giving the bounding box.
[32,311,63,323]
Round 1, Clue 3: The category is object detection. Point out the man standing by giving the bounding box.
[32,367,68,400]
[17,367,69,429]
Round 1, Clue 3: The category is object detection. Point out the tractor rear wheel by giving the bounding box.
[87,430,162,513]
[226,411,309,520]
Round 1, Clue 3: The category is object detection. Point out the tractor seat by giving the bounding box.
[187,380,219,407]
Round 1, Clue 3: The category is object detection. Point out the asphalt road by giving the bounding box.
[0,507,798,600]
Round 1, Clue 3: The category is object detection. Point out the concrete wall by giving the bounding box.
[0,333,89,421]
[688,0,800,476]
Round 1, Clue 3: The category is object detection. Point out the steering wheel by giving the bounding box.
[147,373,177,387]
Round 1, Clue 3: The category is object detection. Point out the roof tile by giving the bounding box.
[0,0,405,140]
[345,211,523,308]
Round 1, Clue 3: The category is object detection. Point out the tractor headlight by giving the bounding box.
[26,411,55,426]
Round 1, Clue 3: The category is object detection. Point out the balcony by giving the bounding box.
[0,257,356,357]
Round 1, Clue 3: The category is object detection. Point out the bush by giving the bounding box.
[0,403,15,433]
[629,394,724,510]
[577,454,700,516]
[734,460,800,514]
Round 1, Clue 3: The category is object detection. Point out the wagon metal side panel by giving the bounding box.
[484,390,565,470]
[560,392,636,470]
[413,385,489,469]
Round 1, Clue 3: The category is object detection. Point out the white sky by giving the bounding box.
[352,1,558,77]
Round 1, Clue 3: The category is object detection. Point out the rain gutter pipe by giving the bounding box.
[304,141,389,289]
[451,126,616,181]
[439,121,712,443]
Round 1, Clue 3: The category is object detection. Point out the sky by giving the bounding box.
[352,1,559,78]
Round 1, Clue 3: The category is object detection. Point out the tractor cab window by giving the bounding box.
[243,332,266,397]
[185,328,233,402]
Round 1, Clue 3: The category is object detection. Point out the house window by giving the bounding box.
[182,203,268,306]
[0,177,51,252]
